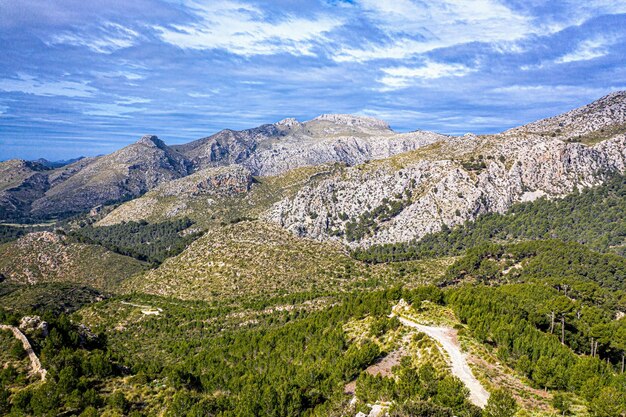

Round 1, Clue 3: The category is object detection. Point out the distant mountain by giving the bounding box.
[32,157,85,169]
[0,160,51,221]
[0,136,192,221]
[175,114,446,176]
[29,135,192,217]
[0,116,447,221]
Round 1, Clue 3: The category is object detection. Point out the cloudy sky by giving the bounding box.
[1,0,626,160]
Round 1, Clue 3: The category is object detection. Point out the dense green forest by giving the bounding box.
[2,288,485,416]
[353,174,626,263]
[442,239,626,415]
[68,219,202,265]
[2,240,625,415]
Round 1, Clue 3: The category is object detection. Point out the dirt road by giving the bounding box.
[1,324,47,381]
[396,317,490,408]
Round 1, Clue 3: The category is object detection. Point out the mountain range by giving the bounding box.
[2,92,626,417]
[4,92,625,247]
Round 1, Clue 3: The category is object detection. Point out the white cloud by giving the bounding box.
[188,92,214,98]
[0,73,97,97]
[555,37,612,63]
[378,62,475,90]
[155,0,342,56]
[84,97,151,117]
[334,0,536,62]
[49,22,138,54]
[93,71,144,80]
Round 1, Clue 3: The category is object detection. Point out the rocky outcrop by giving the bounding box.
[19,316,49,337]
[506,91,626,141]
[266,134,626,247]
[97,165,253,225]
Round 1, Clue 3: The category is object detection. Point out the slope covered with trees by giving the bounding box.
[353,174,626,263]
[68,218,201,265]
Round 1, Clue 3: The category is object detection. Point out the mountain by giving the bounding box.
[174,114,447,176]
[97,165,253,226]
[32,157,85,169]
[0,136,192,221]
[0,160,52,221]
[505,90,626,143]
[0,117,446,221]
[266,133,626,247]
[29,135,192,217]
[86,92,626,249]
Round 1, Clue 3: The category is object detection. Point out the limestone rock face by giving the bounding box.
[265,134,626,247]
[97,165,253,226]
[174,115,447,176]
[506,91,626,141]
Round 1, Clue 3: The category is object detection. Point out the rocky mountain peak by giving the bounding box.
[136,135,167,149]
[275,118,301,128]
[506,90,626,141]
[311,114,391,131]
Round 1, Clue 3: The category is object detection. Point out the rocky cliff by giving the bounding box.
[97,165,253,226]
[174,114,447,176]
[265,93,626,247]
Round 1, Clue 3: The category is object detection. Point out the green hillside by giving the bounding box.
[0,231,148,292]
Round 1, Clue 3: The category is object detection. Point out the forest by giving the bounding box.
[68,218,202,265]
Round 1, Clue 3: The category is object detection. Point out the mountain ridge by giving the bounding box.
[1,92,625,223]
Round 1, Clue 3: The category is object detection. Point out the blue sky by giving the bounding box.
[1,0,626,160]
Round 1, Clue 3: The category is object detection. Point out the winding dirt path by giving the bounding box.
[396,317,490,408]
[1,324,46,381]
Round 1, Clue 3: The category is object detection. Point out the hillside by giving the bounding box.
[354,173,626,263]
[0,160,51,221]
[0,231,148,291]
[29,135,192,218]
[267,132,626,247]
[122,220,449,301]
[506,90,626,143]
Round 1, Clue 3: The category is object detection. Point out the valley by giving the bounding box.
[1,93,626,416]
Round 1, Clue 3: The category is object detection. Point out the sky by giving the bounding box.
[1,0,626,160]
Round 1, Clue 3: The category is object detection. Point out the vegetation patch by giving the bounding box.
[69,218,201,265]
